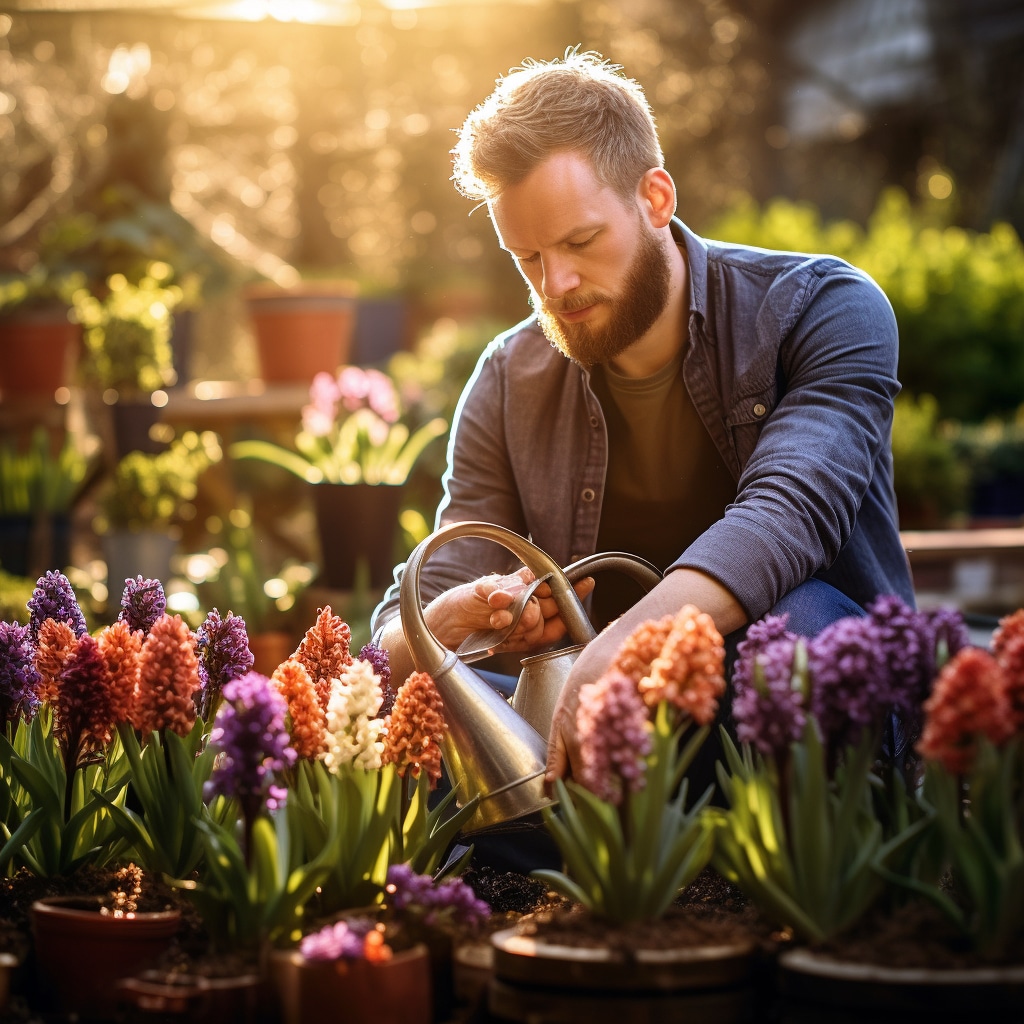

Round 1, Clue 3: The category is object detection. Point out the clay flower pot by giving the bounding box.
[31,895,181,1019]
[269,943,432,1024]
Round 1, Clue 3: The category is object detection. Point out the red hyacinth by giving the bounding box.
[991,608,1024,732]
[51,633,117,771]
[917,647,1014,775]
[381,671,446,787]
[271,658,327,761]
[292,606,352,711]
[134,613,202,737]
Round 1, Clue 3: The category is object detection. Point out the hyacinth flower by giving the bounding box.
[708,596,970,942]
[118,575,167,634]
[0,621,41,728]
[909,619,1024,957]
[0,627,132,877]
[27,570,88,641]
[100,613,226,879]
[359,641,395,717]
[293,604,352,711]
[195,607,255,722]
[534,605,724,924]
[381,670,477,877]
[178,671,335,952]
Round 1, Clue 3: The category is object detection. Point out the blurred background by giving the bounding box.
[1,0,1022,648]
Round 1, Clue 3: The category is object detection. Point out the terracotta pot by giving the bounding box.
[0,310,79,398]
[489,926,757,1023]
[31,895,181,1019]
[311,482,404,591]
[245,283,356,384]
[0,951,21,1016]
[776,947,1024,1023]
[269,943,431,1024]
[116,968,262,1024]
[249,630,294,677]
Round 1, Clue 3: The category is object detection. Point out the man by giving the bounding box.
[371,49,915,791]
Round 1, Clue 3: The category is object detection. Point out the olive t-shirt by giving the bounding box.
[590,354,737,627]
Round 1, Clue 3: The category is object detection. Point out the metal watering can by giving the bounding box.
[399,521,660,832]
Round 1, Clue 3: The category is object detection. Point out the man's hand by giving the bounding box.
[545,567,747,788]
[473,569,596,653]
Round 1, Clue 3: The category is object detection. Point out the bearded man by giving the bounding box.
[371,49,915,821]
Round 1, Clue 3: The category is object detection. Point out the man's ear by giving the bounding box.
[638,168,677,228]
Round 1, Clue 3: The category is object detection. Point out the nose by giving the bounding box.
[540,255,580,302]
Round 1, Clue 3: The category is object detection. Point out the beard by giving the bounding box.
[533,223,672,368]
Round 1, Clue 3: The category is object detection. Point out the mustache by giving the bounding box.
[535,292,603,315]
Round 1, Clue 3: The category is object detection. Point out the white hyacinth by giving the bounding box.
[323,658,385,771]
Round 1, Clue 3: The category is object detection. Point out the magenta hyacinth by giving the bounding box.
[299,917,375,961]
[576,670,652,805]
[359,642,394,717]
[118,576,167,634]
[27,570,87,639]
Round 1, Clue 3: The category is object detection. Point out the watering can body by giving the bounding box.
[398,522,660,832]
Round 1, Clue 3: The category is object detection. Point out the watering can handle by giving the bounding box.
[399,520,662,677]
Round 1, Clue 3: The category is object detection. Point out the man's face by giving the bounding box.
[490,151,672,368]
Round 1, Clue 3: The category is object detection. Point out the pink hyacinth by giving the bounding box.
[576,670,653,805]
[991,608,1024,733]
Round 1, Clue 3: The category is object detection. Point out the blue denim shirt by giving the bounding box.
[372,218,914,635]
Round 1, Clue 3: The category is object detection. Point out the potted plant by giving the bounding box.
[0,265,84,399]
[95,430,222,596]
[490,604,760,1023]
[230,366,446,590]
[0,427,97,578]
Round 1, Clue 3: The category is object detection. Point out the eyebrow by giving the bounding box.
[501,223,602,256]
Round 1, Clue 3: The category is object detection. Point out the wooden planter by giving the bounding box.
[489,926,757,1023]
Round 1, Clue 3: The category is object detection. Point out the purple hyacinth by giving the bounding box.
[195,609,254,722]
[299,918,375,961]
[385,864,490,930]
[732,635,807,759]
[118,576,167,634]
[732,614,798,703]
[27,570,87,639]
[866,595,926,714]
[204,672,296,827]
[920,605,970,681]
[0,621,41,723]
[359,642,394,717]
[807,615,888,752]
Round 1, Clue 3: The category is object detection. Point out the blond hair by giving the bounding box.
[451,48,663,204]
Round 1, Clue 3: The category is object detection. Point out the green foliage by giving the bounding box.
[891,393,969,528]
[97,430,222,532]
[0,428,96,517]
[74,265,182,395]
[708,726,917,943]
[948,408,1024,486]
[96,720,234,880]
[0,570,34,621]
[0,266,85,315]
[708,189,1024,423]
[533,706,715,924]
[0,710,132,877]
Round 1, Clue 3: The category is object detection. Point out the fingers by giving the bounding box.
[545,724,569,793]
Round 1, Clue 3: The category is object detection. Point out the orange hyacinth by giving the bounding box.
[991,608,1024,732]
[96,620,142,727]
[381,671,446,787]
[917,647,1014,775]
[272,658,327,760]
[134,613,202,737]
[612,614,675,684]
[293,606,352,712]
[34,618,80,706]
[640,605,726,725]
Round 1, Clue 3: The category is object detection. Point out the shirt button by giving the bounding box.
[582,488,596,502]
[589,416,599,428]
[753,403,767,417]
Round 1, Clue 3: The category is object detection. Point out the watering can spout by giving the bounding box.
[399,522,661,833]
